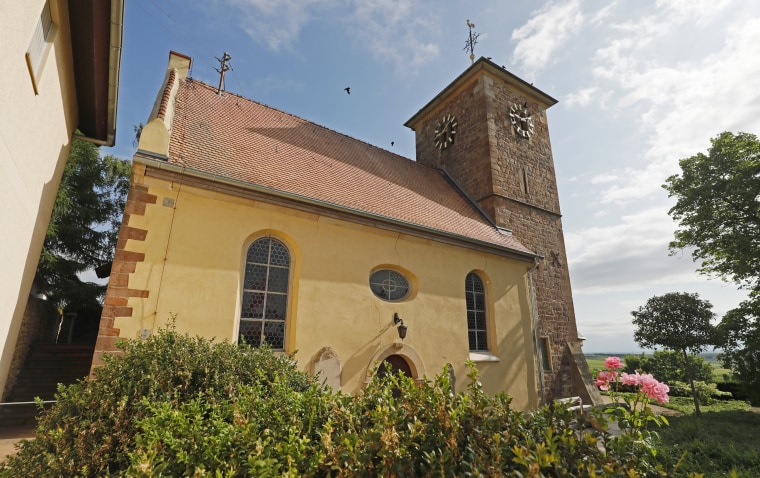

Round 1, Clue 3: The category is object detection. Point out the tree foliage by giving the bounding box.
[623,351,714,385]
[631,292,717,353]
[631,292,718,415]
[718,300,760,405]
[664,131,760,406]
[37,138,131,312]
[2,326,680,477]
[664,131,760,291]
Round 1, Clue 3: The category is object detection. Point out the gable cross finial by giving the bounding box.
[214,52,232,95]
[464,19,479,64]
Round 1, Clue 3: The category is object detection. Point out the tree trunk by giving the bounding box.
[683,349,701,416]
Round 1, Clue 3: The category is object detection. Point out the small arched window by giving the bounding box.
[239,237,290,349]
[465,272,488,351]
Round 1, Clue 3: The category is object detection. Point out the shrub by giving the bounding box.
[624,351,714,384]
[1,322,315,476]
[718,381,750,401]
[668,381,732,405]
[128,365,673,476]
[3,325,683,476]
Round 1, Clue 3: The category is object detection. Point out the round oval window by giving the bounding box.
[369,269,410,302]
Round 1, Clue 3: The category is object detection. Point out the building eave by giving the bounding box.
[69,0,124,146]
[404,57,558,131]
[134,151,539,263]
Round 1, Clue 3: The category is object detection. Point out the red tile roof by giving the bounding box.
[166,78,534,257]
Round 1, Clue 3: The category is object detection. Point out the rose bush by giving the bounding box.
[593,356,671,472]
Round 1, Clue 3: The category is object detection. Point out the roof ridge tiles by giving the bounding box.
[157,69,177,121]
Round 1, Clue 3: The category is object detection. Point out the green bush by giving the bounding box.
[623,351,714,384]
[668,381,733,405]
[1,322,314,476]
[718,381,750,401]
[3,325,684,476]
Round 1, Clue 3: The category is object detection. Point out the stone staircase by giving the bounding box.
[0,343,94,428]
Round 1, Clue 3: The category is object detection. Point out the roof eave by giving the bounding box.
[134,151,538,263]
[404,57,558,131]
[69,0,124,146]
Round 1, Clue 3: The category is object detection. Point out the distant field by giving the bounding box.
[585,355,607,374]
[584,353,732,382]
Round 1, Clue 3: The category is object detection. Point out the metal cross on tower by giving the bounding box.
[464,19,479,64]
[214,52,232,95]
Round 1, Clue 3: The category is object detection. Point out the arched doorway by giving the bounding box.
[377,354,412,378]
[366,344,426,386]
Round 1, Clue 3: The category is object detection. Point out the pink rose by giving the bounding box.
[620,372,640,387]
[651,381,670,404]
[639,374,670,403]
[595,370,617,391]
[604,356,623,370]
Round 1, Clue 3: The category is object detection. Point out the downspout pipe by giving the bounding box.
[529,258,545,406]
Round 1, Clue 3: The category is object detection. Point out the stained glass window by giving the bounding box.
[369,269,410,302]
[465,272,488,351]
[239,238,290,349]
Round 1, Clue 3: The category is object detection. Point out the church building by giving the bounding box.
[93,51,598,410]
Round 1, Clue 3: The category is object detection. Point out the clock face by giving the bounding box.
[434,114,457,150]
[509,103,535,139]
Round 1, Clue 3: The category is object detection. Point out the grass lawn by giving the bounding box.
[656,406,760,477]
[584,355,609,375]
[711,366,732,382]
[600,393,758,476]
[586,354,760,474]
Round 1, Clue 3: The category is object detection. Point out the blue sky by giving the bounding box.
[105,0,760,353]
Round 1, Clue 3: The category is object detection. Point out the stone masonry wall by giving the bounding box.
[90,181,155,376]
[413,69,579,402]
[2,297,58,401]
[486,76,578,401]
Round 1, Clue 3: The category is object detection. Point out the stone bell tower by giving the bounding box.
[405,58,595,404]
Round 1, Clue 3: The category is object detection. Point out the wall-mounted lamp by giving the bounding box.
[393,312,408,340]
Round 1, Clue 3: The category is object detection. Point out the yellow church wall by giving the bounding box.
[115,172,539,410]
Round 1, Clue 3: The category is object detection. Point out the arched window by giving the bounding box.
[465,272,488,351]
[239,237,290,349]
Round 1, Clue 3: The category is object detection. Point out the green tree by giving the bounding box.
[631,292,718,415]
[664,131,760,291]
[623,351,713,385]
[664,131,760,406]
[37,138,131,315]
[718,301,760,405]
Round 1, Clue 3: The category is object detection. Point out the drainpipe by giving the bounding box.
[529,258,545,406]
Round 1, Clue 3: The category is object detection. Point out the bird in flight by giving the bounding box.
[391,141,394,146]
[344,87,351,94]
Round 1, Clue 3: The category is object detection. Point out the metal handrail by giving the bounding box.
[0,400,57,406]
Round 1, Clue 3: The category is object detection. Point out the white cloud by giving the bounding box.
[347,0,441,71]
[588,1,617,26]
[565,207,706,294]
[580,6,760,206]
[511,0,584,75]
[226,0,441,72]
[590,172,618,184]
[564,86,598,107]
[229,0,332,51]
[656,0,732,24]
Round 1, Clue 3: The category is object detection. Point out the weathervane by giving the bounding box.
[464,19,479,64]
[214,52,232,95]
